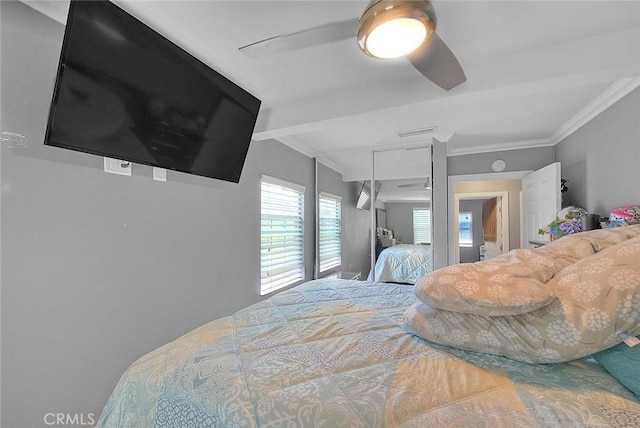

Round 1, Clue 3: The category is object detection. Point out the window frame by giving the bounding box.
[260,175,306,295]
[412,208,432,245]
[458,211,473,247]
[318,191,342,274]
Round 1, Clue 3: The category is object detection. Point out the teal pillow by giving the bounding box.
[592,338,640,400]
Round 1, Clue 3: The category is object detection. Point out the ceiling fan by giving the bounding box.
[397,177,432,189]
[239,1,466,91]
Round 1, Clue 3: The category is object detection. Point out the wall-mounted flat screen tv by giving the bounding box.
[45,0,261,183]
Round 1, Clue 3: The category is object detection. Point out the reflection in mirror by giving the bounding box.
[459,198,493,264]
[376,208,386,229]
[369,147,433,283]
[355,180,381,210]
[314,159,371,280]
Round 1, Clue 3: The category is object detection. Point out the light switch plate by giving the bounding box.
[153,167,167,182]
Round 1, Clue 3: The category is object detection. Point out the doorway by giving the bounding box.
[447,163,562,264]
[448,171,530,265]
[454,192,509,264]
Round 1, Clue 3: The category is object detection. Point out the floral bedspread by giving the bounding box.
[98,279,640,427]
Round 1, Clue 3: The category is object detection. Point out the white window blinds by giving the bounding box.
[318,192,342,273]
[413,208,432,244]
[260,176,305,295]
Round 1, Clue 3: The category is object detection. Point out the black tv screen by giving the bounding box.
[45,0,261,183]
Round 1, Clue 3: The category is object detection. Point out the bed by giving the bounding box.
[369,244,433,284]
[98,277,640,427]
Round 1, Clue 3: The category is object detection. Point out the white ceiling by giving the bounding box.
[22,0,640,185]
[377,178,432,203]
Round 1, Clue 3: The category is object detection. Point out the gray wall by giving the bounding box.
[317,162,371,278]
[1,2,316,426]
[385,203,431,244]
[448,146,556,176]
[459,199,485,263]
[555,88,640,215]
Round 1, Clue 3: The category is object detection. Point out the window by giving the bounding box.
[413,208,431,244]
[356,182,370,210]
[318,192,342,273]
[459,212,473,247]
[260,176,305,295]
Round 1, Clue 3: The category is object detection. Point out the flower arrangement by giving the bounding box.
[539,216,582,240]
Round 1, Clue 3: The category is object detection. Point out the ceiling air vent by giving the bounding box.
[397,126,438,138]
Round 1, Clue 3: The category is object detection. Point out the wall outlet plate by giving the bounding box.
[104,157,132,176]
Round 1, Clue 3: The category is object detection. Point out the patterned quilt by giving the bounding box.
[370,244,433,284]
[98,279,640,427]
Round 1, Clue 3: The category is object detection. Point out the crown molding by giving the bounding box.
[447,138,553,157]
[549,76,640,145]
[274,135,317,159]
[275,137,346,175]
[316,158,345,176]
[447,77,640,157]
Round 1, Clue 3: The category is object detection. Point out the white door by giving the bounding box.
[522,162,562,247]
[484,197,504,260]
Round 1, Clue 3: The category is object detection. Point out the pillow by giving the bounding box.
[405,233,640,363]
[611,205,640,226]
[592,337,640,400]
[538,227,631,255]
[414,252,558,316]
[414,226,640,317]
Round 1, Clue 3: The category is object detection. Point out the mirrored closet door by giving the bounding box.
[369,147,433,283]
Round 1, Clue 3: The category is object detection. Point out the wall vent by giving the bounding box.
[397,126,438,138]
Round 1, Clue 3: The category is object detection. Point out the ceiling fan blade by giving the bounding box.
[408,33,466,90]
[397,181,431,189]
[239,18,359,58]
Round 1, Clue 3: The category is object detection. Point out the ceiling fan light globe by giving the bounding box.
[365,18,427,59]
[357,1,436,59]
